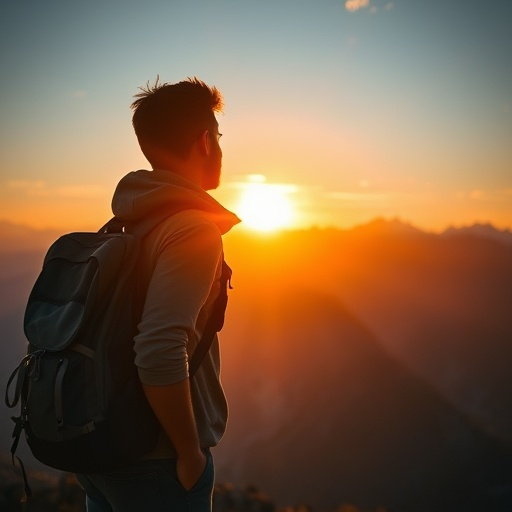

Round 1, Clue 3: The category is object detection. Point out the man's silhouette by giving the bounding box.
[76,77,239,512]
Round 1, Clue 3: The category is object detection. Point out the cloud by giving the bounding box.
[223,174,298,193]
[246,174,267,184]
[455,188,512,203]
[327,191,390,202]
[56,185,106,198]
[345,0,370,12]
[5,180,106,199]
[469,190,485,200]
[69,90,87,98]
[345,1,394,13]
[455,189,486,201]
[346,36,358,47]
[7,180,46,194]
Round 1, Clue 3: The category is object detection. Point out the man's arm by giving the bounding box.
[142,379,206,490]
[136,217,222,488]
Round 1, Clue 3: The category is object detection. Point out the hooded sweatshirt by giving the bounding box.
[112,169,240,456]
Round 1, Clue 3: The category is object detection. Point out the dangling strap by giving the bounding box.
[7,377,32,500]
[10,422,32,500]
[5,353,43,502]
[5,354,32,408]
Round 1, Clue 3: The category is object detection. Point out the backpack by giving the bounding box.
[5,215,232,484]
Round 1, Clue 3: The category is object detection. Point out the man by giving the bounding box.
[77,77,240,511]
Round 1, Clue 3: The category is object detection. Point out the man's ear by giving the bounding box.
[198,130,210,156]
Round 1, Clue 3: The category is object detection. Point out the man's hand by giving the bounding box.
[177,450,207,490]
[142,379,206,491]
[142,380,207,490]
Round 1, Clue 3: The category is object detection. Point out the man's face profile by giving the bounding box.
[202,128,223,191]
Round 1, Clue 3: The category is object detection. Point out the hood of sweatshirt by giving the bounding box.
[111,169,240,235]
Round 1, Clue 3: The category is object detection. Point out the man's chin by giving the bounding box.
[202,172,221,191]
[204,181,220,191]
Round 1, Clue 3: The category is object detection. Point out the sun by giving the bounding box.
[236,175,297,232]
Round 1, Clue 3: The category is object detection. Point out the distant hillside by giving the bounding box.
[215,228,512,510]
[1,217,512,254]
[1,219,511,511]
[216,286,511,510]
[0,220,62,254]
[220,221,512,446]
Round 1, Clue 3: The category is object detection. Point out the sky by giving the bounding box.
[0,0,511,233]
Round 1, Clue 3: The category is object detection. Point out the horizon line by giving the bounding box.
[1,216,511,236]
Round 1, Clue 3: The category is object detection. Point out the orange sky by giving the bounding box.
[1,1,511,233]
[1,164,510,234]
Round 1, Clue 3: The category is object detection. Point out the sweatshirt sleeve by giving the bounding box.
[134,212,223,385]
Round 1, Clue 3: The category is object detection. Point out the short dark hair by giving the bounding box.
[131,76,223,158]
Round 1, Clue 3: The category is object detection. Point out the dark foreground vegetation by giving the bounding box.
[1,463,395,512]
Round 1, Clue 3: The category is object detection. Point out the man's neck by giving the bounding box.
[153,166,204,190]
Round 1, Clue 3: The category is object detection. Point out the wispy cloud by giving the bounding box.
[6,180,105,199]
[456,188,512,202]
[345,0,370,12]
[57,185,106,198]
[345,1,394,13]
[224,174,298,194]
[7,180,46,194]
[326,191,390,202]
[69,90,87,98]
[469,190,485,200]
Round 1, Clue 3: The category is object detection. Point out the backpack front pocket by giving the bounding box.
[26,349,101,443]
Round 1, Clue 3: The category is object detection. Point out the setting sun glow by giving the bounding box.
[236,175,296,232]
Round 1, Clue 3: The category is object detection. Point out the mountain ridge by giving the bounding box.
[2,217,512,252]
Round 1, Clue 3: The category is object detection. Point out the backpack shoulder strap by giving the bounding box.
[101,211,180,238]
[188,260,232,376]
[102,214,231,377]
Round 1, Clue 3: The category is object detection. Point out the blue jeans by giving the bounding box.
[76,452,214,512]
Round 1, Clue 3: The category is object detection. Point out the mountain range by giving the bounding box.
[1,218,511,511]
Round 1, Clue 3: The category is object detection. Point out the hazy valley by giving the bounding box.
[1,219,511,511]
